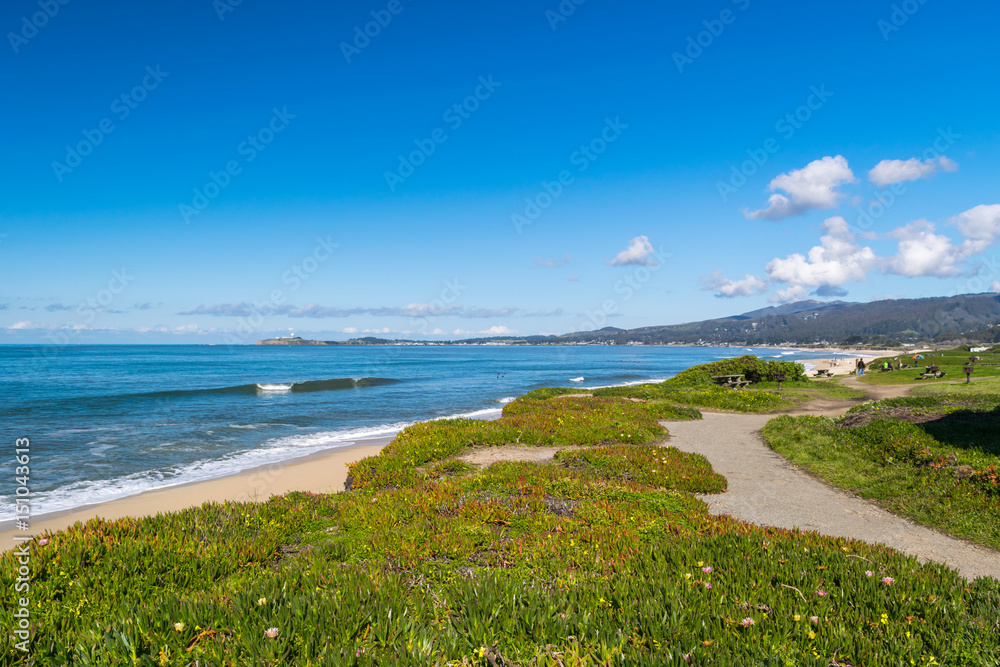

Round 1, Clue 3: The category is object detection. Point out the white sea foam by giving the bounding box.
[257,383,293,392]
[0,403,514,522]
[569,376,585,382]
[583,377,672,390]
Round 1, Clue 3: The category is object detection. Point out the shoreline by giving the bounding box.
[0,435,392,551]
[2,345,918,549]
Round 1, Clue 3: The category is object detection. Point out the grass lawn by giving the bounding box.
[756,378,869,401]
[762,393,1000,552]
[911,375,1000,397]
[857,347,1000,386]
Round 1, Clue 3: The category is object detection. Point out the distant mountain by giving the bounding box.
[259,294,1000,347]
[736,300,851,320]
[458,293,1000,346]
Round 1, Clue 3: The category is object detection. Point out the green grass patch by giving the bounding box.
[763,394,1000,551]
[911,376,1000,397]
[858,347,1000,386]
[751,378,869,401]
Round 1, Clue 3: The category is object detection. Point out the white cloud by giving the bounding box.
[765,216,878,287]
[868,156,959,187]
[453,325,517,336]
[884,221,975,278]
[342,327,358,334]
[991,281,1000,292]
[568,274,579,282]
[174,324,200,333]
[700,270,768,298]
[950,204,1000,243]
[482,325,517,335]
[769,285,809,303]
[609,236,658,266]
[362,327,391,334]
[7,321,38,330]
[745,156,854,221]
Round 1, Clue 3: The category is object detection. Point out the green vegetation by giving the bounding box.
[347,394,701,492]
[4,357,999,664]
[585,356,807,413]
[859,347,1000,385]
[911,376,1000,397]
[757,378,868,401]
[592,382,794,413]
[762,392,1000,551]
[668,355,808,385]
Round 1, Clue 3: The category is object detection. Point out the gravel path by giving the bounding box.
[664,381,1000,581]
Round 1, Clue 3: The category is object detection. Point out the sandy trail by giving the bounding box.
[663,376,1000,581]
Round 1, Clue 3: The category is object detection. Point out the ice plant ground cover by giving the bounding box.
[2,357,998,665]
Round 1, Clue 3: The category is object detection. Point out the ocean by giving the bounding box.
[1,344,840,521]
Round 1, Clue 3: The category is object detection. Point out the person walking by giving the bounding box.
[858,359,866,376]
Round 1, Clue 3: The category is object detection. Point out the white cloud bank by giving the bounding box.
[699,270,768,298]
[765,216,878,289]
[744,156,855,221]
[868,156,958,187]
[719,204,1000,303]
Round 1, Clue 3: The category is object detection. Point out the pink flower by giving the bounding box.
[740,617,754,627]
[882,577,894,585]
[816,590,828,597]
[37,538,50,546]
[809,616,819,624]
[264,627,279,638]
[865,570,874,577]
[702,566,713,573]
[703,582,712,590]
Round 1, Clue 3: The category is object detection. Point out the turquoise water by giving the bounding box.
[1,344,833,520]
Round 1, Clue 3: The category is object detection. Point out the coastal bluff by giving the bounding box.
[257,337,333,345]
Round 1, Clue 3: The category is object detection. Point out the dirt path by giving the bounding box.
[664,380,1000,581]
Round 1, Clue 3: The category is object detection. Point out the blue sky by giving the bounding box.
[2,0,999,343]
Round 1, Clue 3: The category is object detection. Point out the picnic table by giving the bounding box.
[813,369,832,377]
[711,374,751,389]
[918,365,946,380]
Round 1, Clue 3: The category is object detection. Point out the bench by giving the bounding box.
[917,371,946,380]
[711,374,751,390]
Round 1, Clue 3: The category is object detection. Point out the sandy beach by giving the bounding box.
[0,437,391,551]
